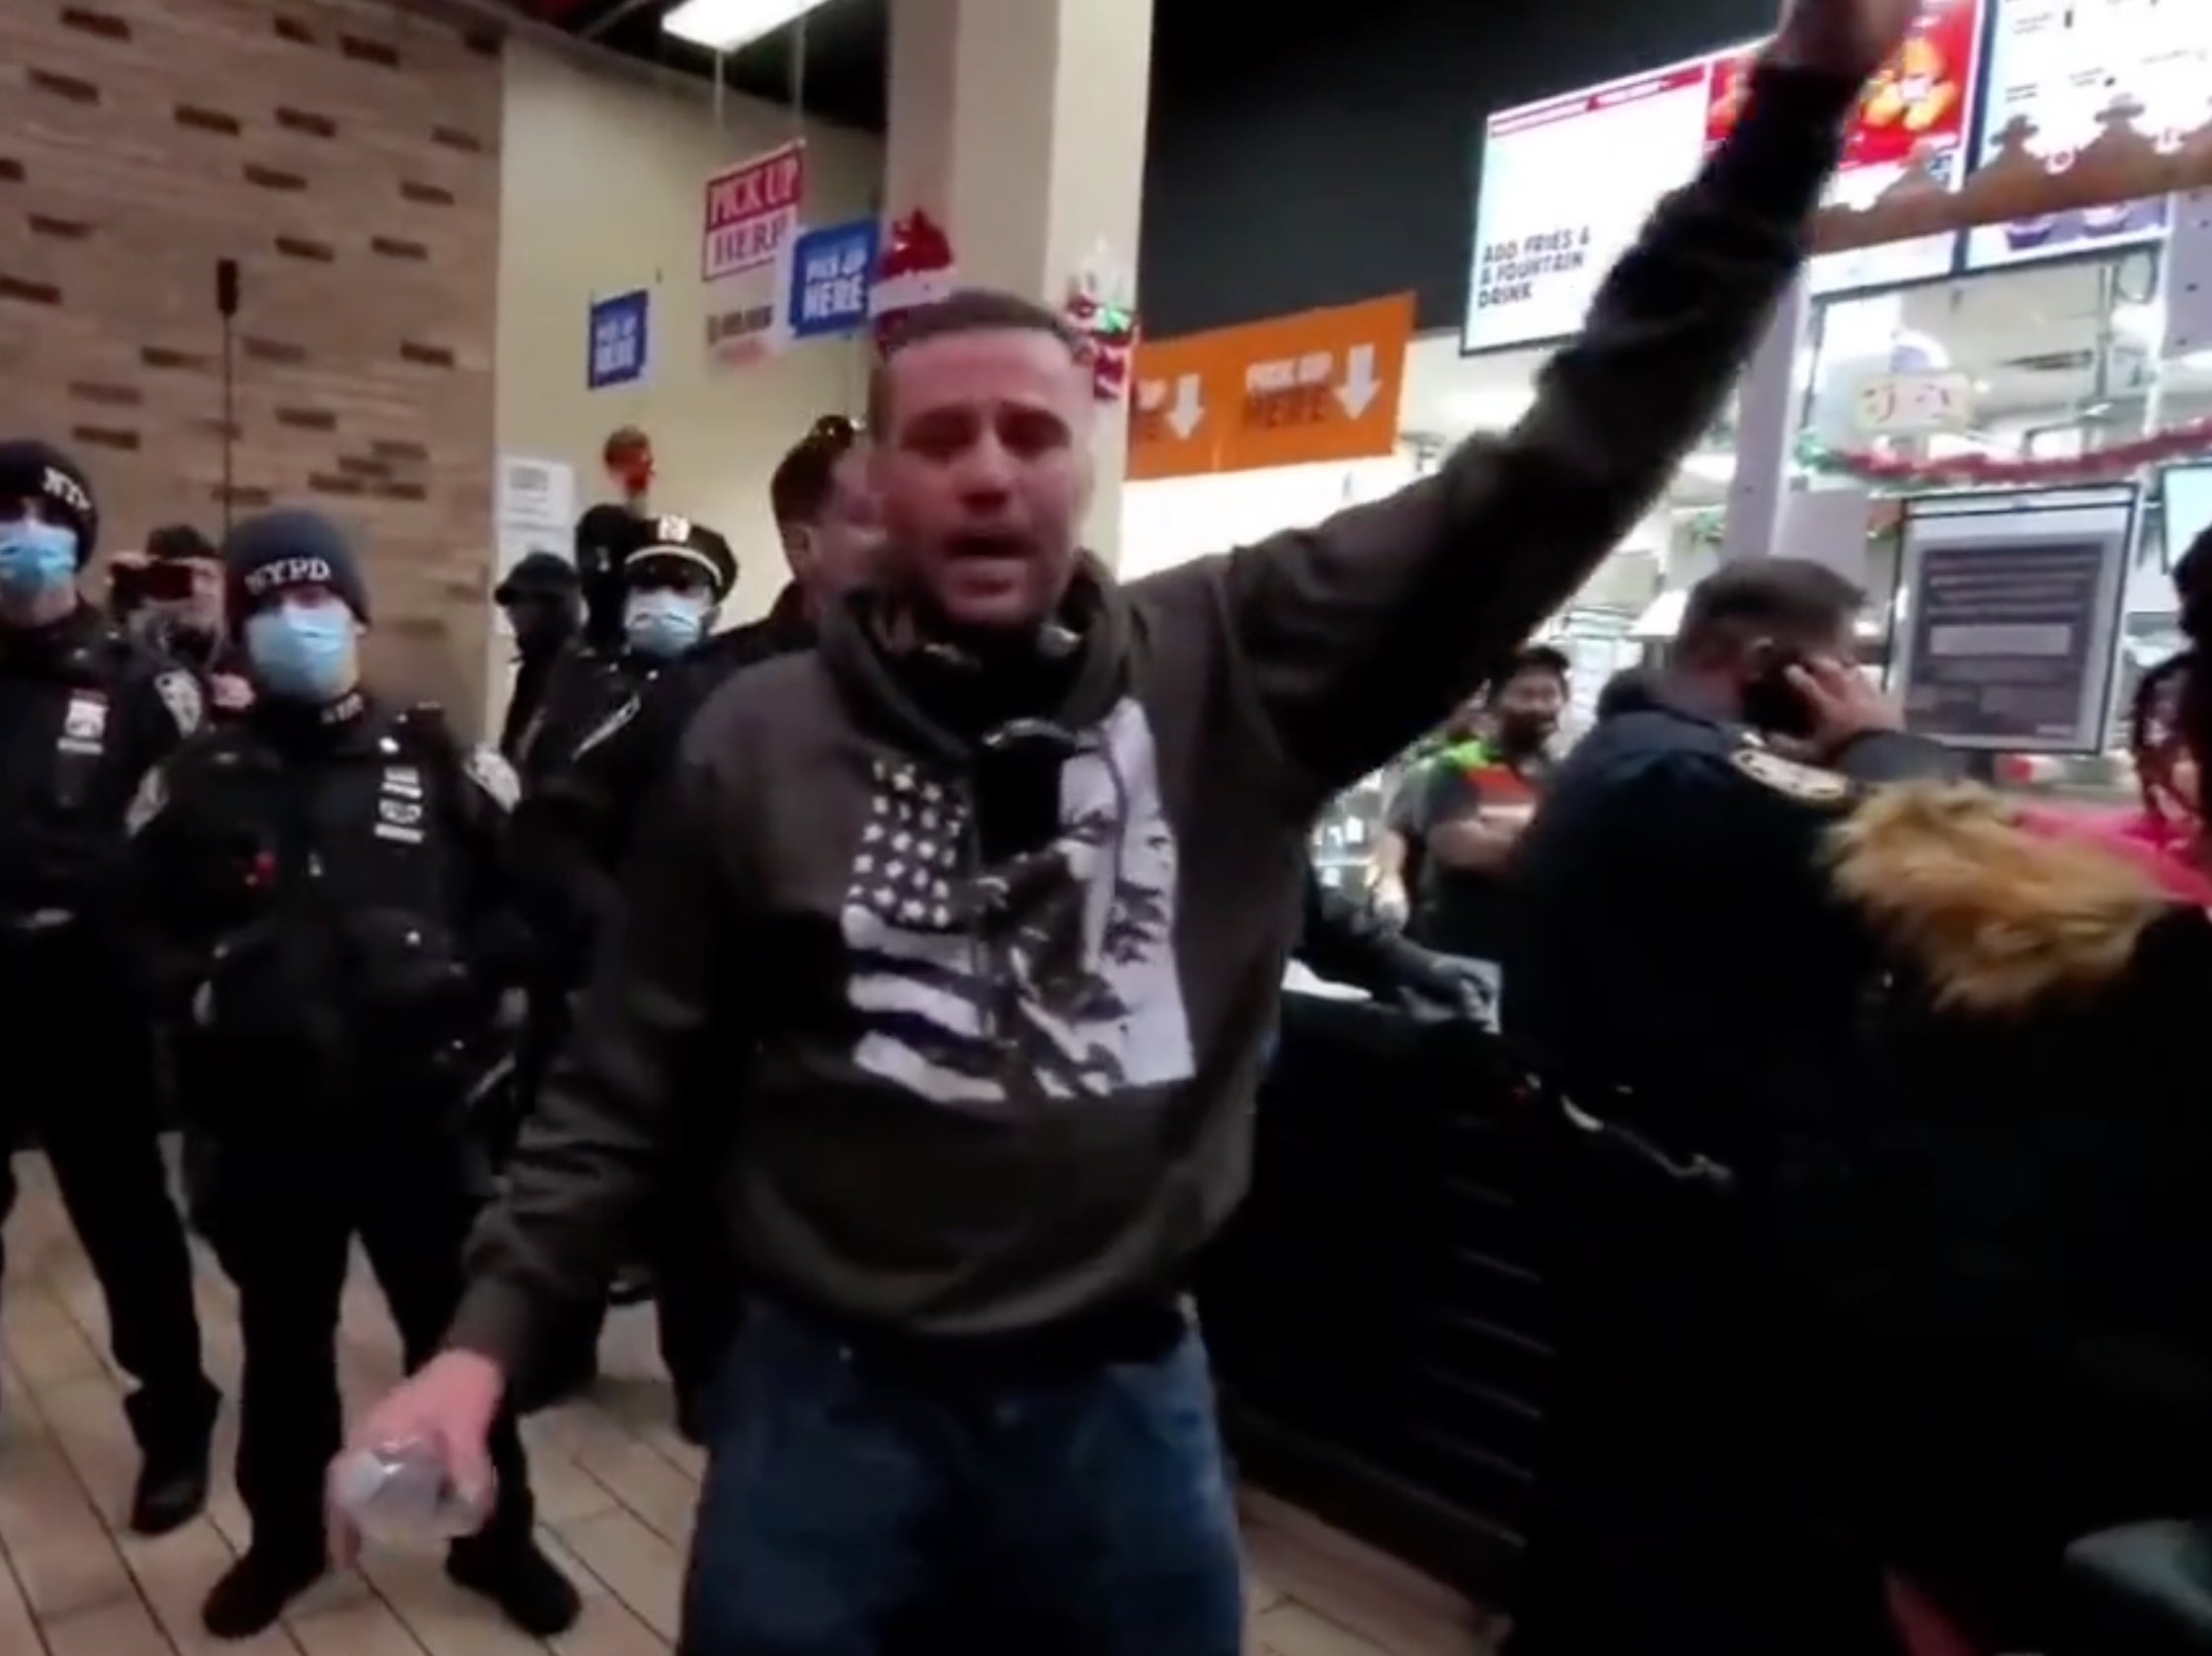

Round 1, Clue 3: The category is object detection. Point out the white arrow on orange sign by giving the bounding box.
[1335,344,1381,418]
[1166,372,1206,438]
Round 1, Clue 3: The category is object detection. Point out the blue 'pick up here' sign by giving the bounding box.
[787,220,879,341]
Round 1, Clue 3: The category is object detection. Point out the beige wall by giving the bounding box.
[0,0,504,723]
[494,37,883,646]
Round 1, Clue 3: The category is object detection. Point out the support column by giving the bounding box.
[2163,188,2212,361]
[1718,276,1813,565]
[884,0,1154,562]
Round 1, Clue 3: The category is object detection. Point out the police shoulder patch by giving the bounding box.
[464,744,519,811]
[154,669,204,737]
[1730,746,1851,803]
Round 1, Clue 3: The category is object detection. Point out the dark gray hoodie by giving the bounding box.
[448,62,1856,1363]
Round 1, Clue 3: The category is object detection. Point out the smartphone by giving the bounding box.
[108,561,154,613]
[140,560,199,601]
[1739,639,1820,740]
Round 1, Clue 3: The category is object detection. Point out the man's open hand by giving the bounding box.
[1785,656,1903,757]
[1771,0,1923,84]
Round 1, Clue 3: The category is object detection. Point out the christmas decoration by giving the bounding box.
[1063,243,1139,404]
[602,425,654,505]
[869,211,957,350]
[1794,417,2212,490]
[1686,504,1900,547]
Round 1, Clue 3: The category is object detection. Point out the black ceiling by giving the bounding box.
[517,0,1390,134]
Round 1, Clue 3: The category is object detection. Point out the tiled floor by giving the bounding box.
[0,1154,1499,1656]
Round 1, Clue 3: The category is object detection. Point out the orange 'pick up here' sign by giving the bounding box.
[1128,293,1416,482]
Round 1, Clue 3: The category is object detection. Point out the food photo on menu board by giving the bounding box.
[1964,0,2207,270]
[1709,0,1984,292]
[1462,0,1986,355]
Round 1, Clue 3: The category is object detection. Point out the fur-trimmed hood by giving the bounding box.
[1828,784,2200,1014]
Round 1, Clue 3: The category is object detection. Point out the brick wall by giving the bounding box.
[0,0,502,725]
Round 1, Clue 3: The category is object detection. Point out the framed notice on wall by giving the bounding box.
[1892,486,2137,752]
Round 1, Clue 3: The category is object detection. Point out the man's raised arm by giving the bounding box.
[1184,0,1914,806]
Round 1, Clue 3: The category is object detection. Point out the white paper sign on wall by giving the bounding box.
[495,454,575,534]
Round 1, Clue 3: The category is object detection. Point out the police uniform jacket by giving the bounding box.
[1503,675,1959,1168]
[508,643,672,959]
[510,641,654,786]
[512,510,735,792]
[0,601,203,954]
[514,582,816,965]
[1498,679,1961,1656]
[125,690,523,1123]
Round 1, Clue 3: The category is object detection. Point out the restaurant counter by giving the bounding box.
[1201,986,1547,1608]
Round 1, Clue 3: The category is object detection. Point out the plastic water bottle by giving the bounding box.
[330,1438,490,1547]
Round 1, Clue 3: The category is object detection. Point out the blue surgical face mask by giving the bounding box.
[623,590,708,659]
[0,519,80,603]
[245,599,357,701]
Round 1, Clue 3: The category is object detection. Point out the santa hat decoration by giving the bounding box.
[869,210,957,351]
[602,425,654,505]
[1063,242,1140,405]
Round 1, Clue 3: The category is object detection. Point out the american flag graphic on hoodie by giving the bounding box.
[839,698,1196,1110]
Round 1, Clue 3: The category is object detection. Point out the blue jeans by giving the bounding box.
[679,1301,1245,1656]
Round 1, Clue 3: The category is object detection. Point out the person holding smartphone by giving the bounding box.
[1499,556,1959,1656]
[148,525,255,721]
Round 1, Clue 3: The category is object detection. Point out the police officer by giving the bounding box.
[501,507,634,777]
[0,439,218,1535]
[592,427,878,1439]
[566,418,875,871]
[515,511,733,923]
[493,550,580,763]
[1501,558,1960,1656]
[514,431,857,1431]
[125,508,578,1641]
[511,510,735,1055]
[507,510,737,1410]
[143,522,256,722]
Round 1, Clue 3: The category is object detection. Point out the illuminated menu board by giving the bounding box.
[1463,0,1986,354]
[1963,0,2211,271]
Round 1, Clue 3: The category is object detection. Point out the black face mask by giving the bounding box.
[1740,654,1818,740]
[510,600,575,655]
[1494,711,1554,754]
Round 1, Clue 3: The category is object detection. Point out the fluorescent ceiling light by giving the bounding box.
[1677,450,1735,484]
[662,0,827,51]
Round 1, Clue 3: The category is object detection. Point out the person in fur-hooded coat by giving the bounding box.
[1816,779,2212,1652]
